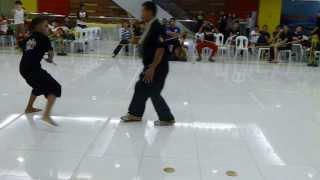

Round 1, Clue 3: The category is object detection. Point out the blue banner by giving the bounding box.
[281,0,320,27]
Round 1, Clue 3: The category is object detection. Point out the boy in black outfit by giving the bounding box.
[121,1,175,126]
[20,17,61,126]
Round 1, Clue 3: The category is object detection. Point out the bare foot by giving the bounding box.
[25,107,42,114]
[42,116,59,127]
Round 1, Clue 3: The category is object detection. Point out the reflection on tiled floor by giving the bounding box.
[0,50,319,180]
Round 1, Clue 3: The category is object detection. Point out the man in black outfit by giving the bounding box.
[121,1,175,126]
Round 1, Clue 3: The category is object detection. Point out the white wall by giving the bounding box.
[112,0,172,20]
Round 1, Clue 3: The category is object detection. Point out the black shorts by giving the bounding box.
[21,69,62,98]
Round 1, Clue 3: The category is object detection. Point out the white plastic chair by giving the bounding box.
[194,33,208,57]
[292,44,303,63]
[215,33,226,56]
[234,36,249,60]
[219,38,232,57]
[214,33,224,47]
[0,35,6,47]
[278,50,292,63]
[71,29,89,53]
[0,35,15,47]
[257,47,270,61]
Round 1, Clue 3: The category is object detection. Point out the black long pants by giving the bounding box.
[113,39,129,56]
[128,67,174,121]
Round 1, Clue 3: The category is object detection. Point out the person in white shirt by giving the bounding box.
[250,25,260,45]
[0,15,8,35]
[13,1,25,40]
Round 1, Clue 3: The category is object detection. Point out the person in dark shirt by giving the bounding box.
[20,17,61,126]
[196,21,218,62]
[218,11,227,38]
[121,1,175,126]
[293,25,304,41]
[257,25,271,46]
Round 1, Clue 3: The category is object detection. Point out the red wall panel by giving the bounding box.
[225,0,259,18]
[38,0,70,15]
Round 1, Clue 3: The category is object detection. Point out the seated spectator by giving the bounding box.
[64,16,76,29]
[226,31,237,45]
[196,21,218,62]
[256,25,271,46]
[270,25,293,63]
[166,18,181,59]
[112,22,132,58]
[292,26,308,43]
[49,20,75,56]
[250,25,260,46]
[174,32,188,62]
[0,15,8,35]
[48,20,58,33]
[293,25,310,47]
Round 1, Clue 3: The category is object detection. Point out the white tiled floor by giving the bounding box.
[0,47,320,180]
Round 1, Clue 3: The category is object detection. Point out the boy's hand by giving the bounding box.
[143,66,156,84]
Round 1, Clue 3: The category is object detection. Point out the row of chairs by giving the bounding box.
[0,35,15,48]
[195,33,250,59]
[70,27,102,53]
[51,27,102,53]
[196,33,317,63]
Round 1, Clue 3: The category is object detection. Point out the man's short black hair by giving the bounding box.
[142,1,157,16]
[15,0,23,5]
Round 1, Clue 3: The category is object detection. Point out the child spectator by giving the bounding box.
[112,22,132,57]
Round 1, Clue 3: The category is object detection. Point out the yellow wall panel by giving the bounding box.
[22,0,38,12]
[258,0,282,33]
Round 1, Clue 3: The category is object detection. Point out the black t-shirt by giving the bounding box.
[20,32,53,71]
[257,31,270,44]
[293,31,304,40]
[141,20,169,68]
[204,31,215,42]
[201,24,215,41]
[280,31,293,42]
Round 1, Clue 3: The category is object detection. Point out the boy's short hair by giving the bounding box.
[15,0,23,5]
[142,1,157,16]
[30,16,48,31]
